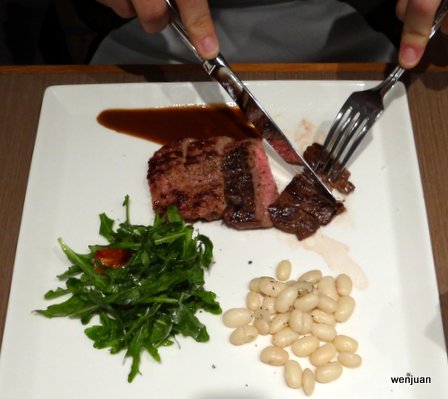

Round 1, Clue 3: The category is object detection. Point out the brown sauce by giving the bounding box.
[97,104,260,145]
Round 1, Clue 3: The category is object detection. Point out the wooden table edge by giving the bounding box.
[1,63,448,75]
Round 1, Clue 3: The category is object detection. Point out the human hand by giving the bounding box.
[96,0,220,59]
[396,0,448,68]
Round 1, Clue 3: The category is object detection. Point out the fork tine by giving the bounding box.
[327,113,362,168]
[327,123,364,181]
[319,106,361,176]
[331,110,384,179]
[325,114,364,178]
[315,105,351,171]
[327,117,375,181]
[315,106,348,168]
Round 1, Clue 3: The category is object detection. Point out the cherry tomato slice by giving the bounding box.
[94,248,131,272]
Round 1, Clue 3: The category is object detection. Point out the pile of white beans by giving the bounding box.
[222,260,361,396]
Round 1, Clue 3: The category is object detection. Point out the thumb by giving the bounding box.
[398,0,440,68]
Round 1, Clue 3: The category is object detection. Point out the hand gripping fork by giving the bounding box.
[315,0,448,181]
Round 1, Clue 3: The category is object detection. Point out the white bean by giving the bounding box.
[259,278,286,297]
[224,268,360,391]
[229,326,258,345]
[310,343,337,367]
[276,260,292,281]
[335,273,353,296]
[222,308,253,328]
[333,335,358,353]
[315,361,343,383]
[294,281,315,297]
[311,309,336,326]
[334,295,356,322]
[269,313,289,334]
[260,346,289,366]
[311,323,337,342]
[338,352,362,368]
[317,294,338,314]
[317,276,339,301]
[284,359,303,389]
[272,327,298,348]
[260,296,276,315]
[249,276,272,292]
[298,269,322,284]
[246,291,261,311]
[301,313,313,335]
[275,285,299,313]
[288,308,304,333]
[289,309,313,334]
[291,335,320,357]
[254,306,270,321]
[302,368,315,396]
[254,308,270,321]
[253,318,270,335]
[294,293,319,312]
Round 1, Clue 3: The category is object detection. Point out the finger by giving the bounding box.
[396,0,409,21]
[177,0,219,59]
[97,0,136,19]
[398,0,441,68]
[131,0,170,32]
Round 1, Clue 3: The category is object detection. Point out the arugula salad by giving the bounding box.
[36,196,221,382]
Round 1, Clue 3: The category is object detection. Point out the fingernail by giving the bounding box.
[199,35,219,58]
[400,45,418,67]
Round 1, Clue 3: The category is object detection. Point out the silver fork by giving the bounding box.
[315,0,448,181]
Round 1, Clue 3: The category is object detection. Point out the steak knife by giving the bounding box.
[166,0,334,199]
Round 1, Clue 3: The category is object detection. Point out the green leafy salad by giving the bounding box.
[36,196,221,382]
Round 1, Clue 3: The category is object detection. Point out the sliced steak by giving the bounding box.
[147,136,234,221]
[222,139,278,229]
[147,136,348,240]
[268,171,344,240]
[303,142,355,195]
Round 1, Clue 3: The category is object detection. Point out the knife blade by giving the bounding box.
[166,0,334,199]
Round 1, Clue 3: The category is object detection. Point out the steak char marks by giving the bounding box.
[148,137,353,240]
[268,142,349,240]
[147,136,233,221]
[268,172,344,240]
[303,142,355,195]
[148,137,278,229]
[222,139,278,229]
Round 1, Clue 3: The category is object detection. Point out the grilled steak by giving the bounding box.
[222,139,278,229]
[303,142,355,195]
[268,171,344,240]
[267,142,353,240]
[148,137,352,241]
[147,136,234,221]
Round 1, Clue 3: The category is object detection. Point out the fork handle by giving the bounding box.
[432,0,448,37]
[376,0,448,97]
[376,65,405,98]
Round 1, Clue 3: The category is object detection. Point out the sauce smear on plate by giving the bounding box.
[97,104,260,144]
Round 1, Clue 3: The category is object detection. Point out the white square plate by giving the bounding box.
[1,81,447,398]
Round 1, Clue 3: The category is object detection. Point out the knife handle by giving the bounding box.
[165,1,334,198]
[165,0,245,96]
